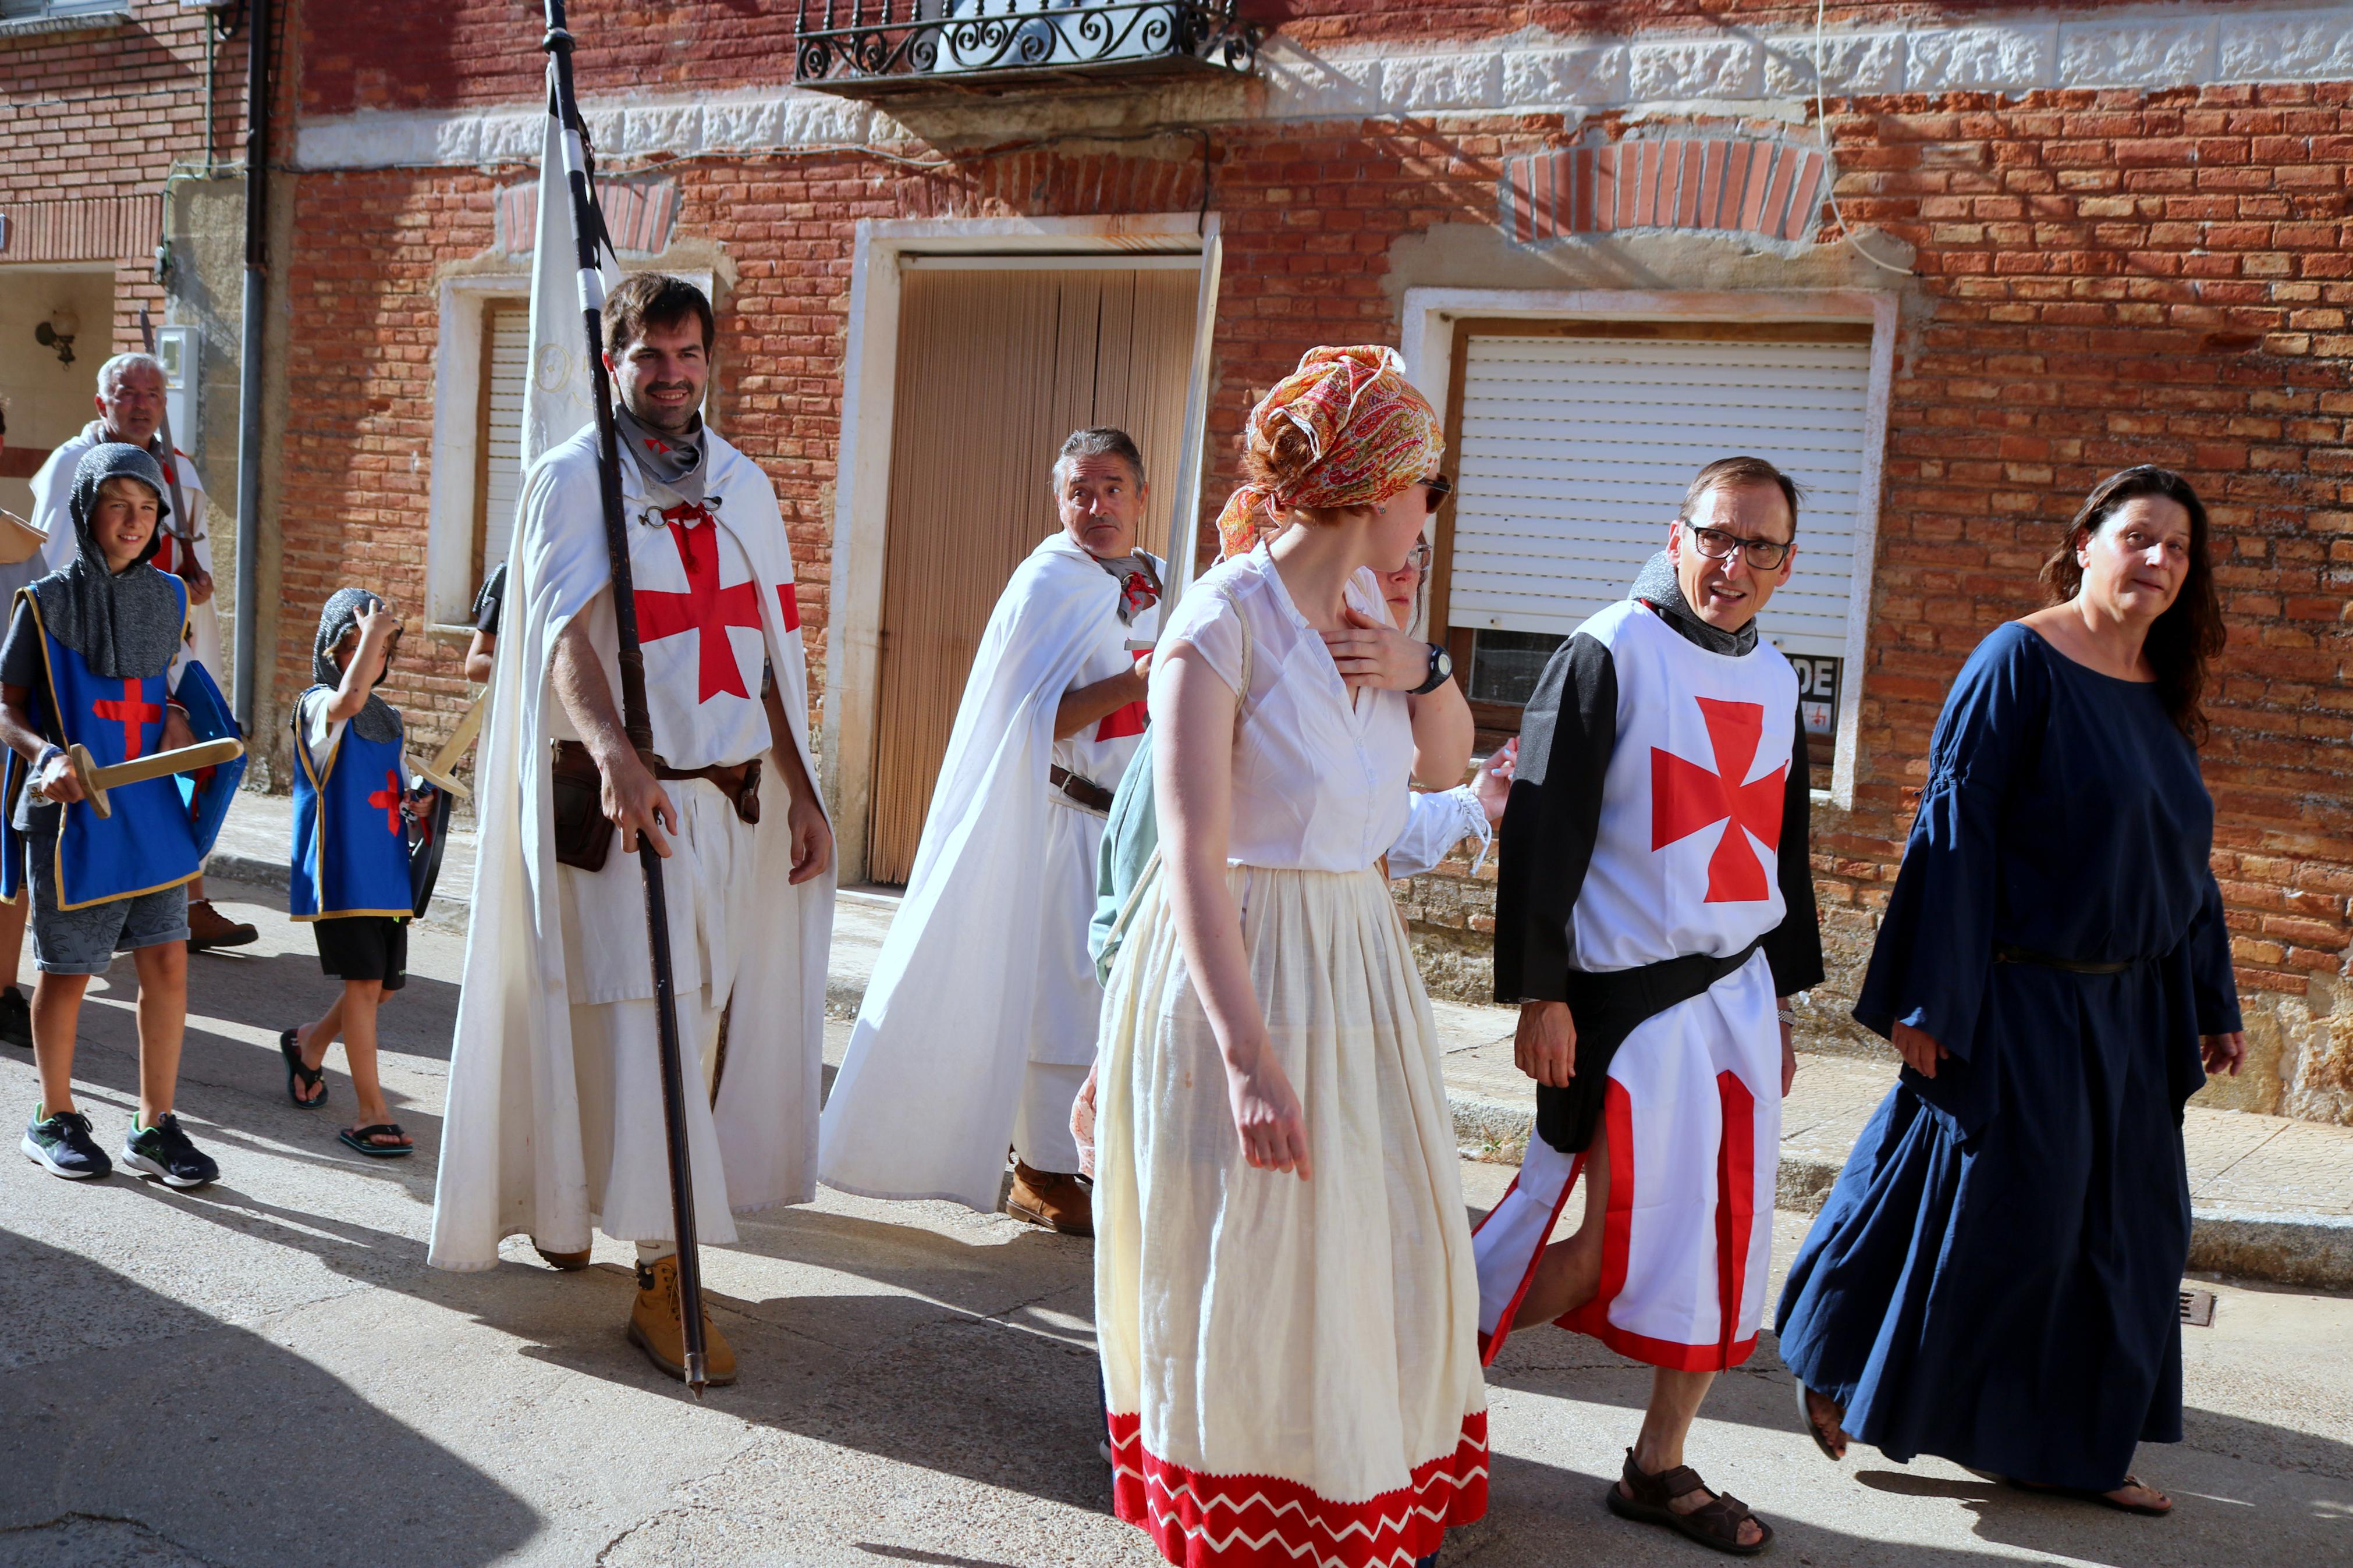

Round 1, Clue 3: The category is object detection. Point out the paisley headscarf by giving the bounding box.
[1214,345,1445,559]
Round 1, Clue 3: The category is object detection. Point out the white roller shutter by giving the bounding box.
[1449,333,1873,660]
[480,304,531,578]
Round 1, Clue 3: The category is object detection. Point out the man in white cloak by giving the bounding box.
[29,351,250,951]
[819,427,1162,1235]
[428,275,835,1386]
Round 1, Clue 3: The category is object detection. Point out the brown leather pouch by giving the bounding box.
[549,738,615,872]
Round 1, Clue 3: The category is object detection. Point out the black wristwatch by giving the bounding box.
[1408,641,1453,695]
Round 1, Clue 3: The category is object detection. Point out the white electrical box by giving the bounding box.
[154,325,200,454]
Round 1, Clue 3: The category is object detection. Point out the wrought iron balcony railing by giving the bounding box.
[793,1,1262,97]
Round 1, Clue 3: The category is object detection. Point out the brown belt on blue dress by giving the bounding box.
[1993,942,2135,975]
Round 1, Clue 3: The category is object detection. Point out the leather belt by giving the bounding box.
[1049,764,1115,814]
[1994,941,2134,975]
[655,755,762,825]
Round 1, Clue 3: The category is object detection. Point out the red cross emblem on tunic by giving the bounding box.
[367,770,404,835]
[636,507,762,702]
[1094,653,1150,741]
[1651,696,1786,903]
[92,680,163,761]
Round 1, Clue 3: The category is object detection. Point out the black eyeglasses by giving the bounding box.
[1407,539,1433,571]
[1682,519,1793,570]
[1423,474,1453,512]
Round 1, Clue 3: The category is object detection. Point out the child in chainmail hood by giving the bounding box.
[2,442,233,1189]
[278,588,434,1159]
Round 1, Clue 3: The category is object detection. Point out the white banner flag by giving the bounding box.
[521,63,620,468]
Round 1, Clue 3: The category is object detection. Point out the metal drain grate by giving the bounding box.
[2180,1288,2217,1327]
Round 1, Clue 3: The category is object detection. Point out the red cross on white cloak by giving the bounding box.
[1650,696,1786,903]
[636,506,762,702]
[92,680,163,761]
[367,770,405,836]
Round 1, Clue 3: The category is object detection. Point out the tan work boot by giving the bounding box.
[1007,1160,1094,1237]
[533,1239,591,1271]
[626,1255,737,1385]
[186,899,258,952]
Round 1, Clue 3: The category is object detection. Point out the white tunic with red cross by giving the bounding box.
[626,500,773,771]
[1474,598,1799,1373]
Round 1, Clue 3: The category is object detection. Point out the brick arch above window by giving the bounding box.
[1501,137,1832,248]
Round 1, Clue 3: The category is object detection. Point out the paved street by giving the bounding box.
[2,877,2349,1567]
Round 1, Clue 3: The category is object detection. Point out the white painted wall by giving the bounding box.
[0,266,114,524]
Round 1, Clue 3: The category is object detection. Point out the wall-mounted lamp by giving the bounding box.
[33,304,80,367]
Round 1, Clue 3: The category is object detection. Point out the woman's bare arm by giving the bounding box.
[1156,643,1311,1178]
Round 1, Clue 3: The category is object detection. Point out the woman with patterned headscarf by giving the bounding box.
[1093,347,1484,1568]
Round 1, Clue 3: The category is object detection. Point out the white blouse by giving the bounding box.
[1151,545,1415,873]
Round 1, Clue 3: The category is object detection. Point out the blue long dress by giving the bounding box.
[1775,622,2241,1492]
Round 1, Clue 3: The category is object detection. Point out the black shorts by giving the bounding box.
[311,915,409,991]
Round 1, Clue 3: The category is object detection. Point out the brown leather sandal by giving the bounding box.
[1605,1448,1774,1556]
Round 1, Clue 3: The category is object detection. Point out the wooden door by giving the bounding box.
[865,264,1195,885]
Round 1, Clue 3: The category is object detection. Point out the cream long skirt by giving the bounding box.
[1095,863,1489,1567]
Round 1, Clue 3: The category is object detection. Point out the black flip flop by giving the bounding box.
[2003,1475,2171,1517]
[1794,1378,1846,1462]
[338,1123,413,1158]
[281,1029,327,1108]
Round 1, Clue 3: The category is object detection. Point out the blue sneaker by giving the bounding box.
[120,1113,218,1189]
[23,1108,111,1179]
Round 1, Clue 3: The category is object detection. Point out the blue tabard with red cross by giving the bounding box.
[0,584,204,909]
[289,687,413,920]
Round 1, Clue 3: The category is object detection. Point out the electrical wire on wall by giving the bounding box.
[1814,0,1912,276]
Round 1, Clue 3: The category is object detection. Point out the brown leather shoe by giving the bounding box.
[533,1240,591,1271]
[186,899,258,952]
[1006,1160,1094,1237]
[626,1255,737,1385]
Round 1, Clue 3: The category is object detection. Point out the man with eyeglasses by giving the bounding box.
[1474,456,1825,1555]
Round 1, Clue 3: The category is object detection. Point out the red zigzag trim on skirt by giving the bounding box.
[1108,1411,1489,1567]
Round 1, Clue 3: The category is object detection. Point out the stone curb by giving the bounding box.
[1447,1092,2353,1293]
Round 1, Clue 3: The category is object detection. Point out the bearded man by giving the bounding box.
[430,273,835,1387]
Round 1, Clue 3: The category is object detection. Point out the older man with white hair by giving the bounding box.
[27,353,251,952]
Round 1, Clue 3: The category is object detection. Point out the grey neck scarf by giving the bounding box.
[311,588,403,745]
[1091,551,1162,627]
[1628,549,1758,657]
[614,406,706,509]
[34,443,182,681]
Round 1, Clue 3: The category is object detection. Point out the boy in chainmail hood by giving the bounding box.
[277,589,434,1158]
[5,443,242,1189]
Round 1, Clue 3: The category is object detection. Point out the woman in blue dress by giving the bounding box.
[1776,466,2246,1516]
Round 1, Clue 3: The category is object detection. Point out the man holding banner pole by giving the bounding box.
[429,12,834,1394]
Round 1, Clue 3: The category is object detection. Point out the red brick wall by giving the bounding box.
[297,0,2179,116]
[0,2,270,348]
[278,80,2352,1025]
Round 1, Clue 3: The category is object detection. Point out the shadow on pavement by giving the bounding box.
[0,1233,536,1568]
[1482,1332,2353,1567]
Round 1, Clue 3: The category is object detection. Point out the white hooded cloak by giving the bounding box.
[819,532,1156,1211]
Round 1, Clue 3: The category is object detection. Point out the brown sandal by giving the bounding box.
[1606,1448,1774,1556]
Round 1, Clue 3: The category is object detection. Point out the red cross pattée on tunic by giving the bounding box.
[367,770,404,835]
[1651,696,1786,903]
[636,506,762,702]
[92,681,164,761]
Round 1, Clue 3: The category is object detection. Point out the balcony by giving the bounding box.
[792,1,1263,98]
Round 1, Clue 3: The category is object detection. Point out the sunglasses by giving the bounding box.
[1423,474,1453,512]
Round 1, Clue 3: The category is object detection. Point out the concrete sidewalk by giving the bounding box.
[206,787,2353,1289]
